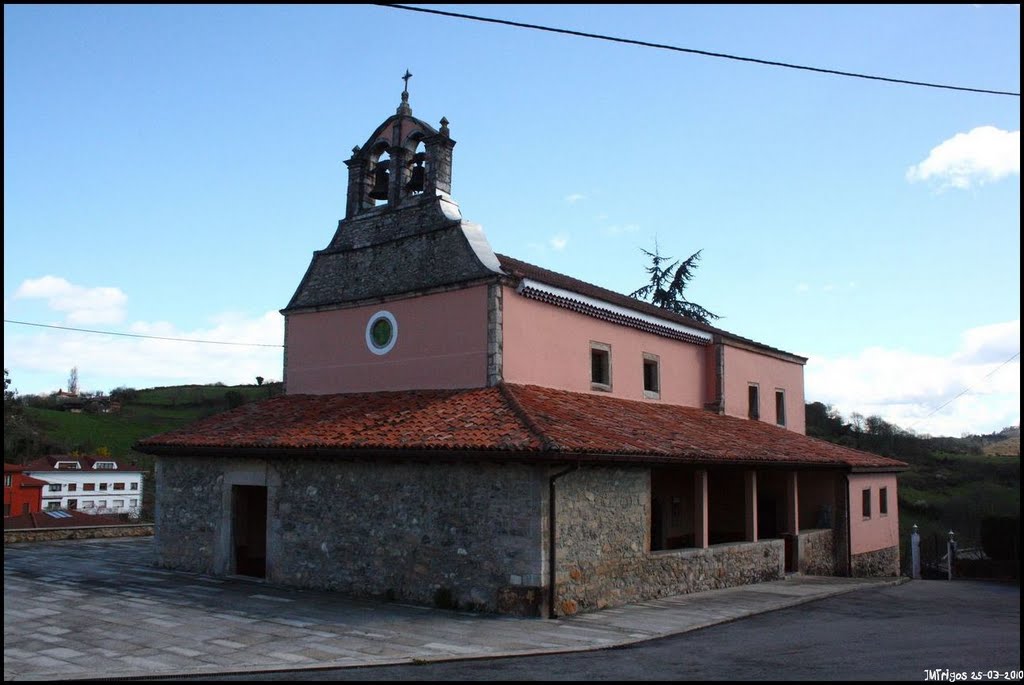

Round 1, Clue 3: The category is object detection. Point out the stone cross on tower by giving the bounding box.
[402,70,412,101]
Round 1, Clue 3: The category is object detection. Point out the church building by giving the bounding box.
[138,81,905,617]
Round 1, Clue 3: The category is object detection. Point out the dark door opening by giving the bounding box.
[757,496,778,539]
[651,497,664,551]
[232,485,267,578]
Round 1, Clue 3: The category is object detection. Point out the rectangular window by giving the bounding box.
[97,500,107,509]
[642,353,660,399]
[131,483,139,490]
[748,384,760,420]
[590,342,612,391]
[113,499,125,509]
[68,499,78,510]
[130,499,138,507]
[879,487,888,516]
[82,501,94,509]
[99,483,108,491]
[46,502,60,511]
[4,474,11,487]
[68,483,77,492]
[113,482,125,490]
[775,390,786,427]
[84,483,95,491]
[862,488,872,519]
[48,484,62,492]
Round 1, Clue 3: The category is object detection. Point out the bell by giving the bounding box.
[369,163,390,200]
[407,163,425,193]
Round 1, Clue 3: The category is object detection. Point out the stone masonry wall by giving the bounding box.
[154,457,224,574]
[851,544,900,577]
[798,528,836,576]
[554,466,785,616]
[155,457,548,615]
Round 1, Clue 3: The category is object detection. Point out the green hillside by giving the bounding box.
[4,382,283,465]
[22,404,207,459]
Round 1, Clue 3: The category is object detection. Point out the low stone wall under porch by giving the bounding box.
[554,466,787,616]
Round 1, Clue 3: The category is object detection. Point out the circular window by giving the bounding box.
[365,310,398,355]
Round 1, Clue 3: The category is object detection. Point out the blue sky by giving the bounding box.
[4,4,1019,437]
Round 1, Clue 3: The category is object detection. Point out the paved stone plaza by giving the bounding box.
[4,537,902,681]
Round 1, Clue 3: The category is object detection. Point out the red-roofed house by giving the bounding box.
[4,464,46,517]
[137,86,905,617]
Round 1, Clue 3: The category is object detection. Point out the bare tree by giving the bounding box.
[67,366,79,395]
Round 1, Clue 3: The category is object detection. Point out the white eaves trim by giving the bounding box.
[516,278,713,343]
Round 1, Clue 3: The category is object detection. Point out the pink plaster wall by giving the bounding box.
[501,287,708,405]
[848,473,900,555]
[285,286,489,394]
[723,345,806,434]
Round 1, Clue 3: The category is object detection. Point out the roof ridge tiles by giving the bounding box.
[496,253,807,362]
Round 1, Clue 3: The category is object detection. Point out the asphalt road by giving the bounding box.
[195,580,1020,681]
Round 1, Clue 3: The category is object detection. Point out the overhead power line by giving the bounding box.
[907,350,1021,432]
[3,320,283,348]
[381,4,1019,97]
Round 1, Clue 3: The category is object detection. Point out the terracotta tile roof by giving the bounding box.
[3,510,128,530]
[4,464,47,487]
[497,254,807,362]
[21,455,142,473]
[137,384,905,470]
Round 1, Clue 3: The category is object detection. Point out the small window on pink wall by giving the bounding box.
[775,390,786,427]
[748,384,760,420]
[591,342,611,391]
[879,487,888,516]
[643,352,660,399]
[862,488,872,519]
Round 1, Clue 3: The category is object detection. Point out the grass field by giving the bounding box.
[25,405,208,459]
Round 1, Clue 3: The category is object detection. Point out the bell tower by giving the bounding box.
[344,71,456,218]
[284,72,502,313]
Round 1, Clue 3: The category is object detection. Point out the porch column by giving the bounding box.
[785,471,799,534]
[694,469,708,549]
[745,470,758,542]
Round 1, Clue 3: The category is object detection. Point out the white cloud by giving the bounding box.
[14,276,128,325]
[564,193,586,204]
[906,126,1020,189]
[954,319,1019,364]
[549,234,569,251]
[796,283,810,293]
[806,319,1020,437]
[5,310,284,395]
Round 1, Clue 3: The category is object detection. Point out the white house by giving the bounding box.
[23,456,144,517]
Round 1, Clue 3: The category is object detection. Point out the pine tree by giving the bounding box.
[629,243,720,324]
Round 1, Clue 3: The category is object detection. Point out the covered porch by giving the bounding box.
[650,466,844,573]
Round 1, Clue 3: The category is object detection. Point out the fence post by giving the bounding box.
[947,530,956,581]
[911,524,921,579]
